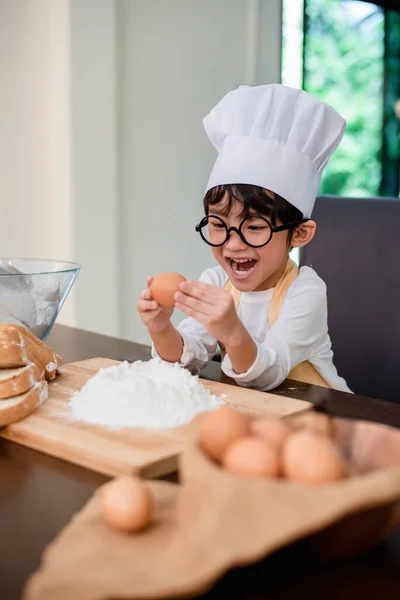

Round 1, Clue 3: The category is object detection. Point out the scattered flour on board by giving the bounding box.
[69,358,225,430]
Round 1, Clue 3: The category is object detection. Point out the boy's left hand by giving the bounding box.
[174,280,240,343]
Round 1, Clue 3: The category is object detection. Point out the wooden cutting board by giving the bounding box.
[0,357,312,479]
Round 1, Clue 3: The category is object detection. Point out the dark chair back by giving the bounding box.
[300,195,400,403]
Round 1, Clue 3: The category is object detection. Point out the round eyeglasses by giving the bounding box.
[195,215,308,248]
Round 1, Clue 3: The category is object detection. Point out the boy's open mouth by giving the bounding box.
[228,258,257,279]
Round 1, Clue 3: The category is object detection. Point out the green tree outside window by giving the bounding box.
[282,0,400,198]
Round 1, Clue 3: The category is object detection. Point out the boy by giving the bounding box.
[137,84,351,392]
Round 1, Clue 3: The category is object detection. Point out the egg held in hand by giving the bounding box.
[150,272,186,308]
[101,476,153,533]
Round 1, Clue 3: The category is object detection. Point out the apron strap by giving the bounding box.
[224,279,241,311]
[268,258,299,328]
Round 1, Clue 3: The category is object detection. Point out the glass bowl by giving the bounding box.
[0,258,80,341]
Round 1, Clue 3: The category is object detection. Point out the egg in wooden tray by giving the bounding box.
[198,406,350,484]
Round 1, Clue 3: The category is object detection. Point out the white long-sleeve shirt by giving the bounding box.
[152,265,351,393]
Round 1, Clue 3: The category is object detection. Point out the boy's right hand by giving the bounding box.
[137,276,174,334]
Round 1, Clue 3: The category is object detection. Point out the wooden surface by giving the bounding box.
[1,325,400,600]
[42,323,400,425]
[0,357,311,479]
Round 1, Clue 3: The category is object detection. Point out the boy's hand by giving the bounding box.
[174,280,241,344]
[137,276,174,334]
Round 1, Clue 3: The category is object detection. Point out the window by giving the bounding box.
[282,0,400,198]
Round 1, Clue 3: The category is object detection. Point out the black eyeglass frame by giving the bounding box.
[195,214,309,248]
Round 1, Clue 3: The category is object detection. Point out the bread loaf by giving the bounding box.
[0,363,43,400]
[0,322,62,379]
[0,380,48,427]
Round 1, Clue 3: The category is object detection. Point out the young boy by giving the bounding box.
[137,84,351,393]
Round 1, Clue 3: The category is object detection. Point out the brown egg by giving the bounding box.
[222,436,280,478]
[150,272,186,308]
[290,412,336,438]
[101,476,153,533]
[199,406,249,463]
[250,417,292,450]
[282,430,348,485]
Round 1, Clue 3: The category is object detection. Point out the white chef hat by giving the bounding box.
[203,84,346,218]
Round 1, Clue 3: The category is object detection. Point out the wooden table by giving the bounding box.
[1,324,399,600]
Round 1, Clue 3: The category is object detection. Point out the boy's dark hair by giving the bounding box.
[203,184,303,243]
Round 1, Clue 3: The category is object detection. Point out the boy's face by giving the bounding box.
[209,197,290,292]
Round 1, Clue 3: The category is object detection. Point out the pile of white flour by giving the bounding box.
[69,358,225,430]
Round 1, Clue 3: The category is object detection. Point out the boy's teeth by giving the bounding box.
[230,258,256,277]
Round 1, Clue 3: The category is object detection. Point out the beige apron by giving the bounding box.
[219,258,330,388]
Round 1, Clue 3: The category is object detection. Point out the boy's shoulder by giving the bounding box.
[280,266,327,315]
[290,265,327,296]
[198,265,229,288]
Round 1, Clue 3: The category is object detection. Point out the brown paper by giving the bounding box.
[24,418,400,600]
